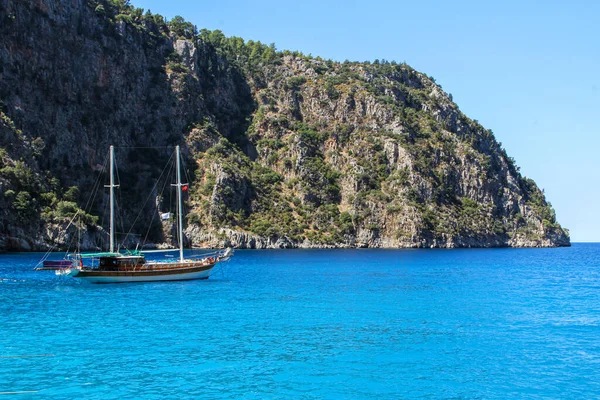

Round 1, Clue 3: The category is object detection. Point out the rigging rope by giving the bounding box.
[113,154,127,251]
[59,146,199,254]
[169,157,176,249]
[83,154,108,213]
[78,152,110,253]
[61,153,107,256]
[143,151,176,248]
[34,210,81,268]
[181,153,194,229]
[124,150,175,248]
[99,191,109,252]
[115,146,176,149]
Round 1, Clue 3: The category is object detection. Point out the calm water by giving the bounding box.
[1,244,599,399]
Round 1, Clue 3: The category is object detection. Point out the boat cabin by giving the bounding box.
[98,256,146,271]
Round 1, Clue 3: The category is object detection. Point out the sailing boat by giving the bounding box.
[36,145,233,283]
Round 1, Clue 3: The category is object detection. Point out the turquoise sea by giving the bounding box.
[1,244,599,398]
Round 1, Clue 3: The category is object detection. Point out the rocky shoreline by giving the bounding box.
[0,224,570,253]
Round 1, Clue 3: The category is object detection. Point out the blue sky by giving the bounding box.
[135,0,599,242]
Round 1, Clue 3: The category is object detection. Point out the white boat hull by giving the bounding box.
[69,262,217,284]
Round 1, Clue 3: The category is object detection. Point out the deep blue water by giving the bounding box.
[1,244,599,399]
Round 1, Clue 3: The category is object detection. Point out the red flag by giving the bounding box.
[182,185,188,192]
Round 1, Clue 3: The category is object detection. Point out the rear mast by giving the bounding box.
[176,145,185,262]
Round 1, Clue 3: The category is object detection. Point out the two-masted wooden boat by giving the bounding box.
[36,145,233,283]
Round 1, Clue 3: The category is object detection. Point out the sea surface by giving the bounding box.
[1,244,599,399]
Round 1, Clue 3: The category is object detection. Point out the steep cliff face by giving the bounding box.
[0,0,569,250]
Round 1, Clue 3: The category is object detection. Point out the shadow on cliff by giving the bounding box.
[195,39,258,160]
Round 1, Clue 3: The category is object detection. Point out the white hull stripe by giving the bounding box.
[77,269,213,283]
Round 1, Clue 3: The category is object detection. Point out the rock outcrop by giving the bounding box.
[0,0,569,251]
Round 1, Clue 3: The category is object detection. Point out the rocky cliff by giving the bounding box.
[0,0,569,250]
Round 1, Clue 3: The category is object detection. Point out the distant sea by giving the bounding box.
[1,244,599,398]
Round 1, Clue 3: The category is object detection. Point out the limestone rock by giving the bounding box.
[0,0,569,251]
